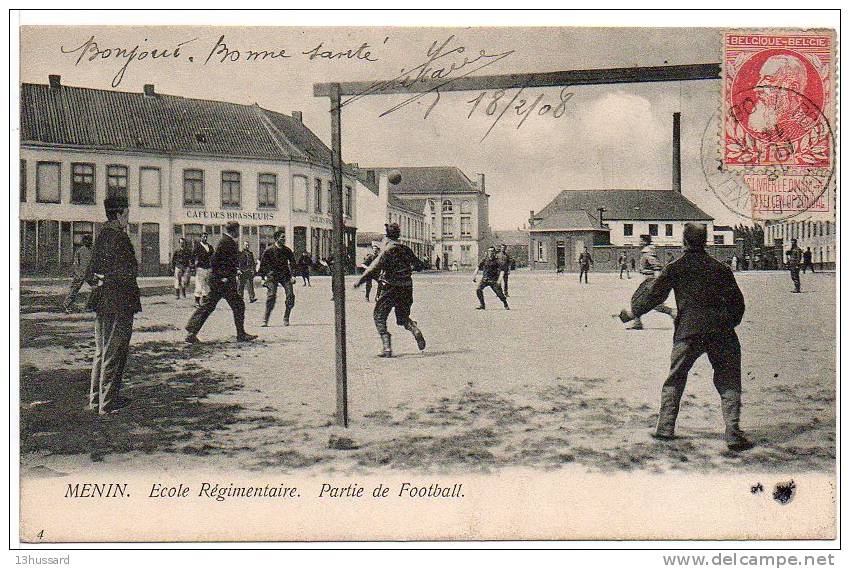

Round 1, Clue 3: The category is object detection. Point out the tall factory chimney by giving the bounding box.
[672,112,682,194]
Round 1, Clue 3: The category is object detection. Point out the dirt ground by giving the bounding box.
[19,270,836,476]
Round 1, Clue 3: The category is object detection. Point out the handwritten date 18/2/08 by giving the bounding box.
[466,87,573,139]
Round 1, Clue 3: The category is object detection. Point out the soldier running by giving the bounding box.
[354,223,426,358]
[620,223,753,452]
[257,228,297,326]
[474,246,510,310]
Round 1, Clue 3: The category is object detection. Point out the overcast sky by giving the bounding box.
[20,26,748,229]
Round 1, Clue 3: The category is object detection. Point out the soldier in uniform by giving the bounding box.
[618,252,631,279]
[354,223,426,358]
[620,223,753,452]
[617,235,675,330]
[257,228,297,326]
[63,234,93,312]
[361,245,381,302]
[86,196,141,414]
[578,246,593,283]
[185,222,257,343]
[496,244,514,297]
[297,251,312,287]
[802,246,815,274]
[192,232,214,307]
[787,239,803,292]
[237,241,257,303]
[170,237,193,300]
[474,246,510,310]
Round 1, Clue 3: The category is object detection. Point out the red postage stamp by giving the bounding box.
[722,30,835,170]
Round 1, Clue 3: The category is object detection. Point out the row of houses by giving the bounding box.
[19,77,493,276]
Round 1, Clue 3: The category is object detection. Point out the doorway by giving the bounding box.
[140,223,161,276]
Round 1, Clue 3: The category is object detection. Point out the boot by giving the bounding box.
[720,390,755,451]
[405,320,426,351]
[377,333,393,358]
[652,385,683,440]
[175,290,180,300]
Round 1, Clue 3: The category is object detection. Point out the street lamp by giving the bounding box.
[597,207,607,227]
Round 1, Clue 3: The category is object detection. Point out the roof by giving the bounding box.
[537,190,713,222]
[20,82,358,175]
[489,230,529,246]
[387,194,424,216]
[530,210,609,232]
[714,225,734,231]
[356,232,384,246]
[365,166,481,195]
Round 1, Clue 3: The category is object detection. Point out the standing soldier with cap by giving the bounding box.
[618,252,631,280]
[86,196,140,414]
[192,232,214,307]
[787,239,803,293]
[238,241,258,303]
[496,244,514,297]
[63,234,93,313]
[802,246,815,274]
[578,246,593,284]
[473,246,510,310]
[185,221,257,343]
[354,222,426,358]
[257,228,297,327]
[297,251,312,287]
[170,237,192,300]
[618,223,753,452]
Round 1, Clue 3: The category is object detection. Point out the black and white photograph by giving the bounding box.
[11,10,839,546]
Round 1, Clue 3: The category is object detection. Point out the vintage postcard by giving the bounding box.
[14,15,838,544]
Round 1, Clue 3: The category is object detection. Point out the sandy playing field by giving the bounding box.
[19,270,836,476]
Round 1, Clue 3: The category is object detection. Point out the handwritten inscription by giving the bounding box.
[466,87,574,141]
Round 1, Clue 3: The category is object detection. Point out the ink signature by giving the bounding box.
[466,87,574,141]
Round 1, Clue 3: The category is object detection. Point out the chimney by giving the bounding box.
[529,210,535,228]
[477,173,485,193]
[292,111,303,123]
[48,74,61,90]
[366,170,377,185]
[672,112,682,193]
[143,84,156,97]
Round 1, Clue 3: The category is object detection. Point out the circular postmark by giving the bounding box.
[701,84,835,222]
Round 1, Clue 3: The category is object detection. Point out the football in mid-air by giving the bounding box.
[387,170,402,185]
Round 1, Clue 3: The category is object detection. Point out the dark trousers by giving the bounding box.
[365,277,373,300]
[186,280,246,337]
[502,272,510,296]
[790,267,801,291]
[90,310,134,414]
[264,275,295,322]
[579,266,590,283]
[301,269,311,285]
[64,273,87,309]
[619,265,630,279]
[802,262,815,274]
[664,331,742,394]
[238,272,256,301]
[374,285,413,335]
[476,280,507,307]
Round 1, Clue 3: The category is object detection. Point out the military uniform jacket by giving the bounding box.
[238,250,256,274]
[86,221,142,316]
[171,247,193,271]
[211,234,240,283]
[258,244,296,280]
[478,257,502,283]
[633,249,745,342]
[788,247,802,267]
[193,241,214,269]
[361,241,424,287]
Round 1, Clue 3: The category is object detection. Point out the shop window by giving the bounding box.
[184,224,204,244]
[73,221,94,248]
[259,225,276,254]
[221,171,241,207]
[183,169,204,206]
[139,167,161,207]
[292,176,308,212]
[36,161,61,203]
[106,165,128,200]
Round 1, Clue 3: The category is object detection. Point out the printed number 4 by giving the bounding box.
[37,529,44,539]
